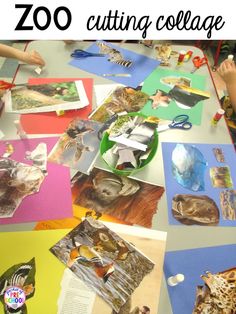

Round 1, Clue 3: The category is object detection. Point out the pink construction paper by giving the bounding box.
[0,137,73,225]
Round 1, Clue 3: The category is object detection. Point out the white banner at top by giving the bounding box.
[0,0,234,40]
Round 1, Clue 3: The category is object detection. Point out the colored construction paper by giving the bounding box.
[69,41,160,88]
[0,137,72,224]
[164,244,236,314]
[0,224,166,314]
[162,142,236,226]
[20,78,93,134]
[141,68,207,125]
[0,230,68,314]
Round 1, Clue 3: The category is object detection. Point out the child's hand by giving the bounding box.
[23,50,45,66]
[217,60,236,86]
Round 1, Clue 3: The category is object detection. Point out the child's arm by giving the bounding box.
[218,60,236,113]
[0,43,45,66]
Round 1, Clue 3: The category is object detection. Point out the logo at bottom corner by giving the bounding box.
[4,286,26,310]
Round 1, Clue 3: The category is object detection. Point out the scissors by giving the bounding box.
[157,114,192,132]
[71,49,105,59]
[0,80,27,90]
[191,56,208,73]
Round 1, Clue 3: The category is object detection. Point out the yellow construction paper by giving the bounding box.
[0,230,69,314]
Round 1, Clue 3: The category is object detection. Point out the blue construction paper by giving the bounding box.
[162,142,236,226]
[69,41,160,88]
[164,244,236,314]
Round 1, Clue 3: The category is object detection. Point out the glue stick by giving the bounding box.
[211,109,225,126]
[184,50,193,62]
[177,50,186,66]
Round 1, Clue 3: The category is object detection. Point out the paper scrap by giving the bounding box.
[34,66,42,75]
[57,269,96,314]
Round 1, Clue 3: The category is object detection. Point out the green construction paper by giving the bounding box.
[140,68,207,125]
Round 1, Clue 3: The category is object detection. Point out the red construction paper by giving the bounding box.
[20,78,93,134]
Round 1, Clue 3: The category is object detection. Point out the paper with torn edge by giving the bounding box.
[0,137,72,225]
[56,222,167,314]
[50,218,155,312]
[58,269,96,314]
[4,80,89,114]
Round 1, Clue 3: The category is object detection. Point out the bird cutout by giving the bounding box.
[48,119,96,167]
[96,42,132,68]
[67,241,114,283]
[0,258,36,314]
[149,90,171,109]
[2,143,14,158]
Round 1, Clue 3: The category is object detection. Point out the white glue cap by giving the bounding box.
[228,54,234,61]
[179,50,186,56]
[217,109,225,115]
[167,274,185,286]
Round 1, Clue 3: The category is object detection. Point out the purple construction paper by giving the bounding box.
[164,244,236,314]
[0,137,72,224]
[162,142,236,226]
[69,41,160,88]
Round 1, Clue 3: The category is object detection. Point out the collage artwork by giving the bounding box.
[0,40,235,314]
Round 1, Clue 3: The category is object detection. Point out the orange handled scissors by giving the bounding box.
[0,80,26,90]
[191,56,208,73]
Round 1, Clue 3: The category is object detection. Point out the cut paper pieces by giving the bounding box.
[0,158,46,218]
[192,268,236,313]
[48,119,102,174]
[0,258,36,314]
[164,244,236,314]
[210,166,233,188]
[168,85,210,108]
[93,84,124,108]
[141,67,208,125]
[56,223,166,314]
[160,76,191,88]
[97,42,132,67]
[90,86,149,123]
[213,147,225,163]
[149,90,170,109]
[172,144,207,192]
[162,142,236,226]
[0,137,72,225]
[71,167,165,228]
[1,142,14,158]
[0,229,70,314]
[172,194,219,226]
[50,218,155,312]
[19,78,93,134]
[220,190,236,220]
[69,41,160,88]
[4,80,89,114]
[155,43,173,66]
